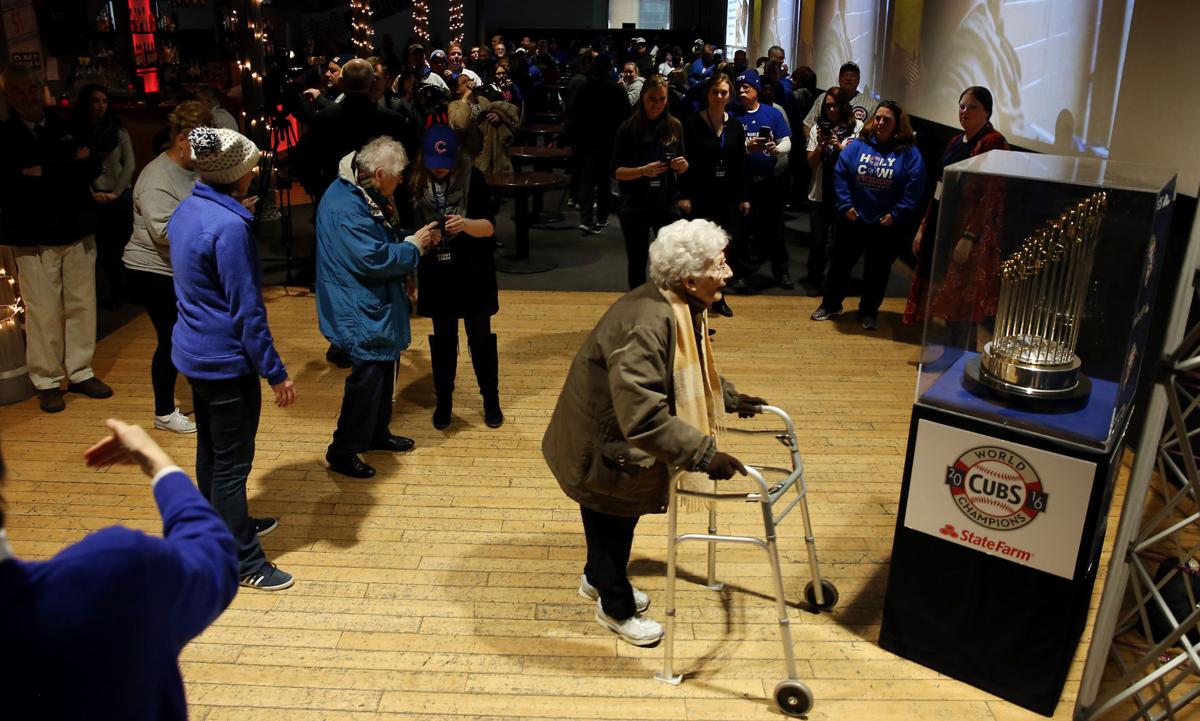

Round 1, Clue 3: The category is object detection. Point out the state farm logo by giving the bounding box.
[945,446,1049,531]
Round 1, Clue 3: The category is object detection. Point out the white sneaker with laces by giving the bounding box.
[154,408,197,434]
[578,573,649,613]
[594,600,663,646]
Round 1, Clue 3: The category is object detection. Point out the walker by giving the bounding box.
[655,405,837,717]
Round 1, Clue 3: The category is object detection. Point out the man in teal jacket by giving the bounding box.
[316,136,440,478]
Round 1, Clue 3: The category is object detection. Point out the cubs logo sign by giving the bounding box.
[945,446,1049,531]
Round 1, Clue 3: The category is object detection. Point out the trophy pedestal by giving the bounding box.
[963,355,1091,412]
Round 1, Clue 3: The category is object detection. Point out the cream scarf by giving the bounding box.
[659,286,724,509]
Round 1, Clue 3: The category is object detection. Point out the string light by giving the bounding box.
[412,0,430,44]
[350,0,375,55]
[448,1,464,46]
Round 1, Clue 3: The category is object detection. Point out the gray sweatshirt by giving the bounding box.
[122,151,196,276]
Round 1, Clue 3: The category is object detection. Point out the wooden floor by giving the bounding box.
[0,289,1130,720]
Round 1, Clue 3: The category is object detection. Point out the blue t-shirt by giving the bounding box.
[732,103,791,178]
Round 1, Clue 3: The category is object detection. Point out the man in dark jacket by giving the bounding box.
[0,65,111,413]
[568,54,630,233]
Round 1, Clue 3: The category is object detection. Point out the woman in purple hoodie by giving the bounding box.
[811,100,925,330]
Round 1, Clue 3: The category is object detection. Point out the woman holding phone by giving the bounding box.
[411,125,502,430]
[612,76,689,289]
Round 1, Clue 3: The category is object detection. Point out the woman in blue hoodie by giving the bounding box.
[168,127,297,592]
[811,100,925,330]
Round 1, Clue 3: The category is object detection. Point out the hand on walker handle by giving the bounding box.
[706,451,746,480]
[735,394,767,418]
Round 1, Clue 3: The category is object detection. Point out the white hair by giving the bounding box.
[356,136,408,177]
[648,219,729,289]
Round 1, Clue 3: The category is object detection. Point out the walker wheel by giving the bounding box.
[804,579,839,610]
[773,679,813,716]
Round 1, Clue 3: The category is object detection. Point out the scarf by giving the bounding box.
[659,286,724,510]
[353,165,401,231]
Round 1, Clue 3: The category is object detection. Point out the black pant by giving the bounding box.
[807,198,835,283]
[580,504,641,620]
[328,359,396,458]
[577,148,611,227]
[692,196,753,278]
[822,217,905,316]
[617,208,675,289]
[433,314,491,343]
[95,191,132,303]
[190,374,266,576]
[127,268,180,417]
[746,176,788,277]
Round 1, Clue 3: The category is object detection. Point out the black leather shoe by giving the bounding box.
[369,435,415,453]
[38,388,65,413]
[712,298,733,317]
[776,272,795,290]
[730,277,751,295]
[67,377,113,398]
[326,454,376,478]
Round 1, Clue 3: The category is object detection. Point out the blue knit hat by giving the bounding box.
[422,124,458,170]
[736,69,762,93]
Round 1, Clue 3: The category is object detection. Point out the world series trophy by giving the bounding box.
[965,192,1107,403]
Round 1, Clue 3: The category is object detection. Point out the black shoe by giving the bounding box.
[729,277,751,295]
[433,403,452,430]
[776,272,795,290]
[325,345,352,369]
[240,563,294,591]
[370,435,415,453]
[860,314,879,331]
[252,517,278,537]
[483,395,504,428]
[712,298,733,317]
[430,333,458,431]
[326,453,376,478]
[67,377,113,399]
[38,388,65,413]
[810,306,841,321]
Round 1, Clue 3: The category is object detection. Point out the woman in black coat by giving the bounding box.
[679,73,749,316]
[411,125,501,430]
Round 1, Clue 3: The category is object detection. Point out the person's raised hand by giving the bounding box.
[272,378,297,408]
[84,418,175,479]
[669,156,689,173]
[444,214,467,234]
[706,451,747,480]
[734,394,767,418]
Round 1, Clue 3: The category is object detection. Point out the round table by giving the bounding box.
[509,146,575,226]
[486,171,570,274]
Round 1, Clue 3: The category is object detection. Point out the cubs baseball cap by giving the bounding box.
[735,68,761,92]
[422,124,458,170]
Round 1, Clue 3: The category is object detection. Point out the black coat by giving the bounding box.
[565,77,630,152]
[290,94,418,201]
[0,113,100,247]
[415,167,498,319]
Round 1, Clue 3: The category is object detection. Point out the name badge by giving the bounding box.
[649,178,663,189]
[714,166,726,179]
[436,248,454,265]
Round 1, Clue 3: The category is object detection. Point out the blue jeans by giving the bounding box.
[190,374,266,576]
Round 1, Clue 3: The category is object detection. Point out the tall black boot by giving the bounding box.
[429,334,458,430]
[469,332,504,428]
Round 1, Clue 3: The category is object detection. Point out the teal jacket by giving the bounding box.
[315,164,421,361]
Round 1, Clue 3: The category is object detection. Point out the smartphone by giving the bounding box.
[757,127,774,141]
[817,120,832,135]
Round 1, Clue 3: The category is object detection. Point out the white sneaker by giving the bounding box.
[594,600,663,646]
[578,573,649,612]
[154,408,197,434]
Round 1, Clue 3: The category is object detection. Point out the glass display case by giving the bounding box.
[913,150,1177,451]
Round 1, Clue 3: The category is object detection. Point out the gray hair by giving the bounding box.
[356,136,408,177]
[648,219,728,289]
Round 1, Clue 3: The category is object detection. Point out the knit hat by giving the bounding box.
[332,53,354,68]
[736,69,762,93]
[422,124,458,170]
[430,49,447,60]
[189,127,260,185]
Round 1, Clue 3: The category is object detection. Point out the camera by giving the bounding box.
[817,120,832,135]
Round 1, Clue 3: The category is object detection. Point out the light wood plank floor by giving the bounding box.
[0,289,1138,720]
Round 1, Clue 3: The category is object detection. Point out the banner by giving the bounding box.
[904,419,1096,580]
[1,0,41,71]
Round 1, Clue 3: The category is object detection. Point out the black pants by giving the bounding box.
[618,208,675,289]
[822,217,905,316]
[328,359,396,458]
[190,374,266,576]
[577,149,611,227]
[432,314,491,343]
[693,197,753,278]
[127,268,179,417]
[746,176,788,277]
[580,504,641,620]
[95,191,132,303]
[807,198,836,284]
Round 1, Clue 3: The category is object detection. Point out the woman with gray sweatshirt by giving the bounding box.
[121,100,213,433]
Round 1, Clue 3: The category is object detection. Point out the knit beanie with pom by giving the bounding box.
[189,127,260,185]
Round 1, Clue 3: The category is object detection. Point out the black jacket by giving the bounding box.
[565,77,629,152]
[0,113,100,247]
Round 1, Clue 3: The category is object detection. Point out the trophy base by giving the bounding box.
[963,356,1091,412]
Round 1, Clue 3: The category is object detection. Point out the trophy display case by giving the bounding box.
[914,150,1177,452]
[880,152,1178,716]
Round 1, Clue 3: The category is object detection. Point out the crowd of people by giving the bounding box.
[0,29,1017,710]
